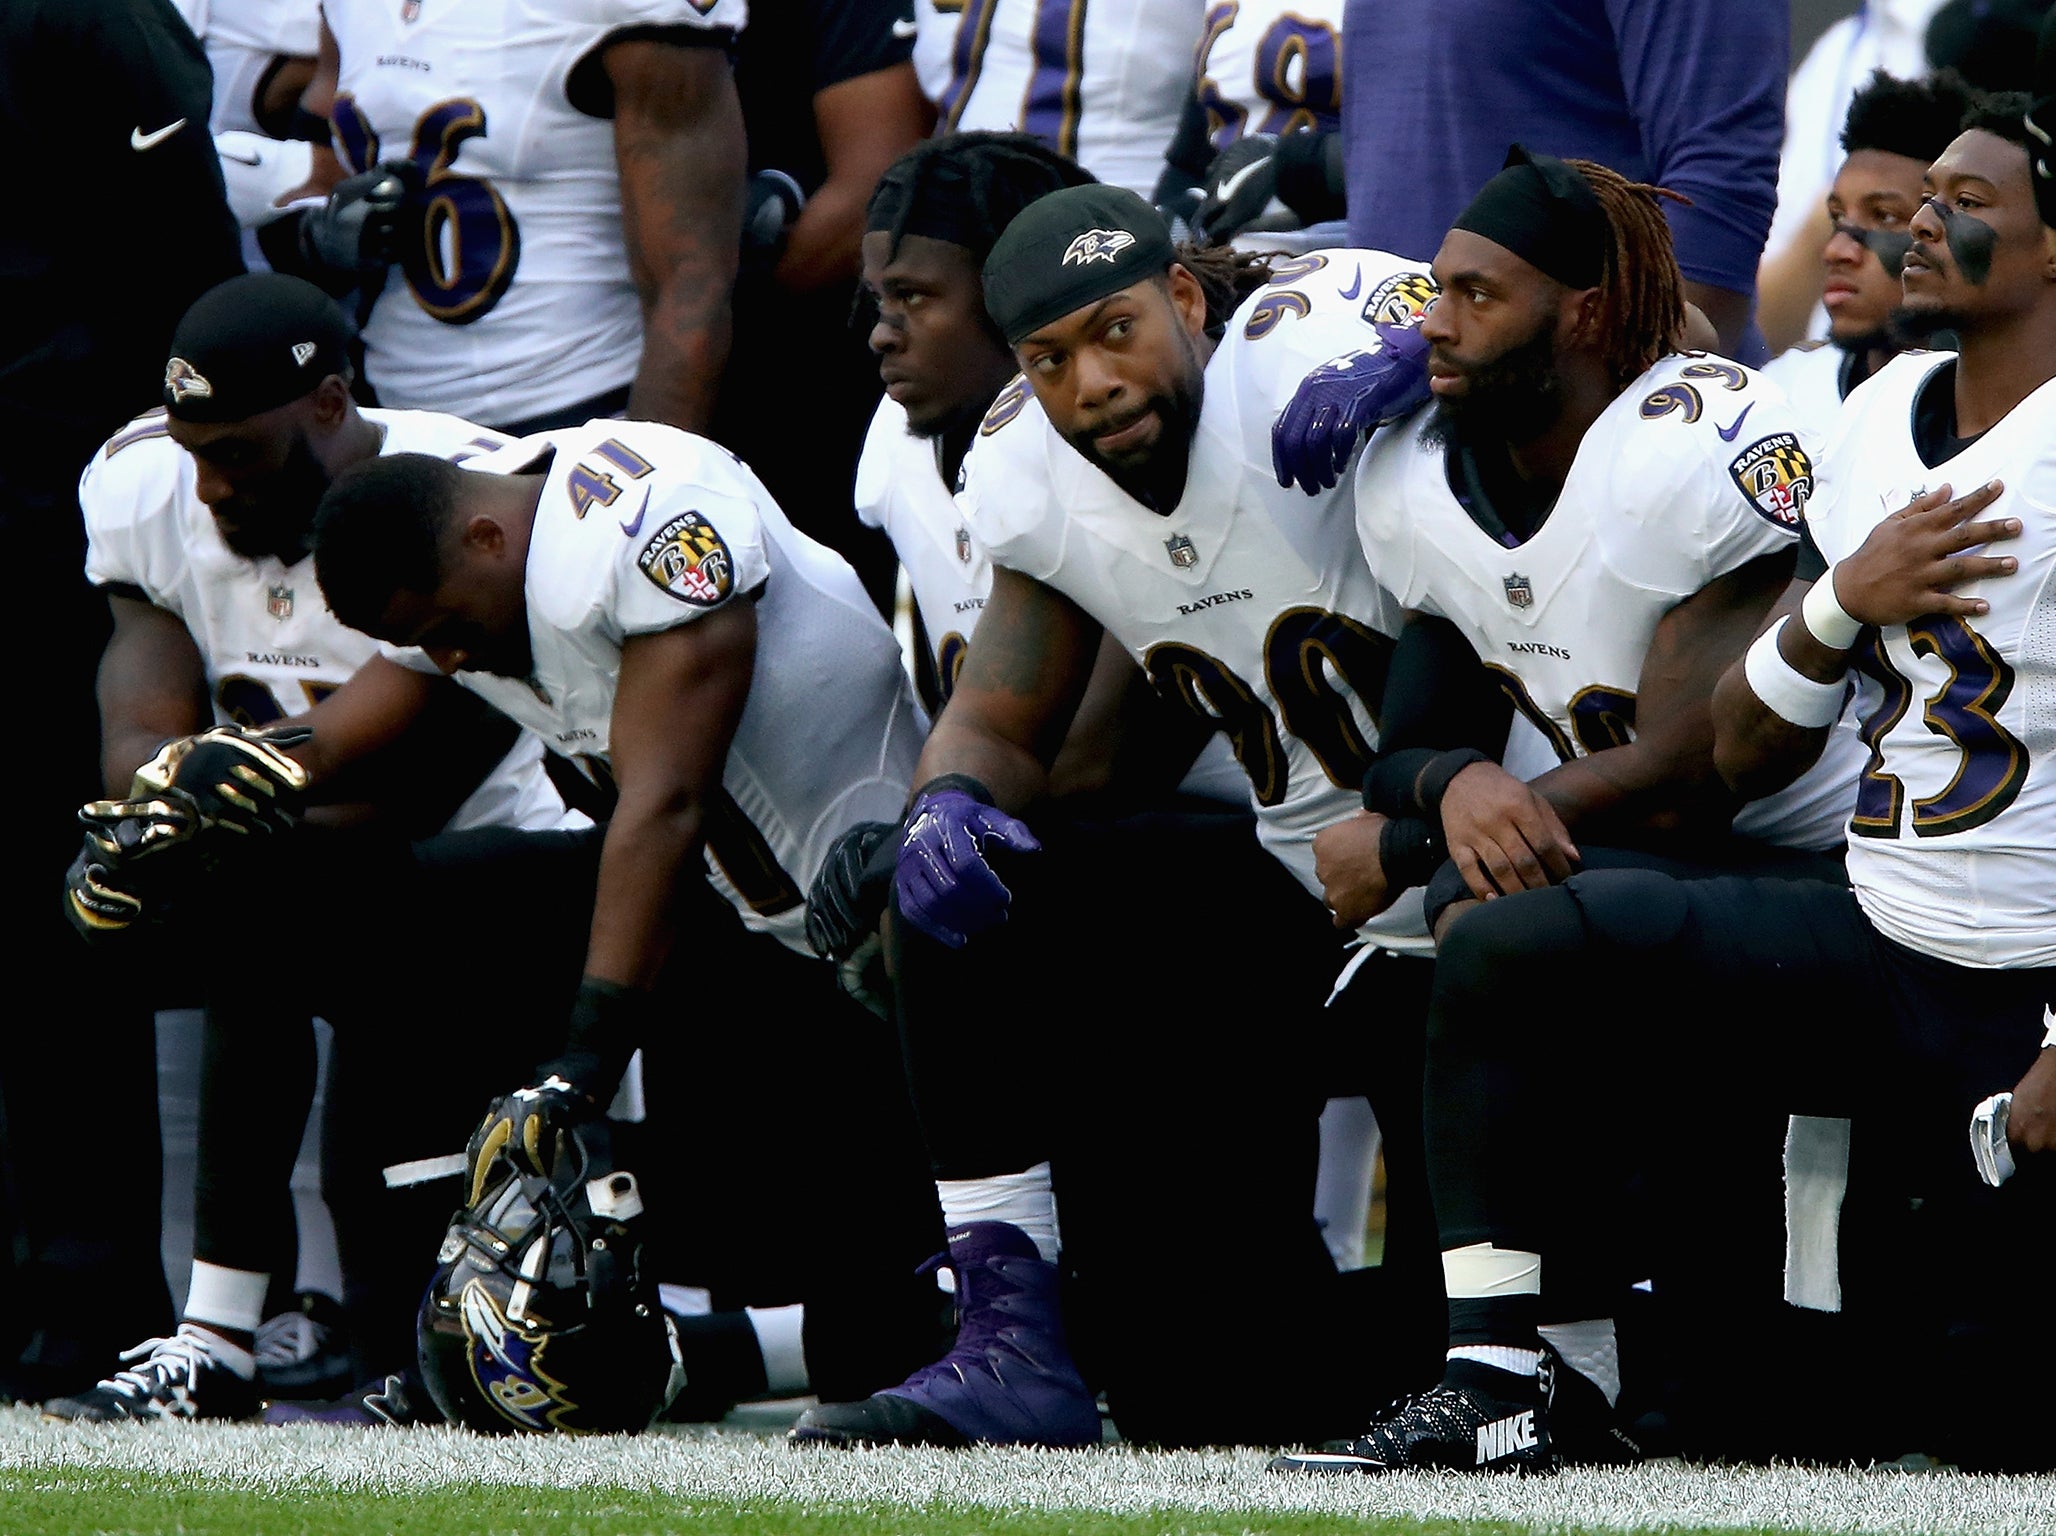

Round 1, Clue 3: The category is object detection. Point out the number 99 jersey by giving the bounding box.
[326,0,744,427]
[960,249,1428,947]
[1808,351,2056,967]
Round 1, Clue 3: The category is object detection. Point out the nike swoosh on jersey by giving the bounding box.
[1716,402,1755,442]
[132,118,188,152]
[218,146,263,166]
[1338,265,1362,301]
[891,16,918,36]
[619,488,652,538]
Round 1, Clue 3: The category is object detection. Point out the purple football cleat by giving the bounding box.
[789,1222,1100,1448]
[261,1372,430,1427]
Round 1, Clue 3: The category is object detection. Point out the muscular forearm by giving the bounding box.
[1712,653,1833,798]
[631,276,734,432]
[1530,741,1732,840]
[775,181,868,293]
[912,714,1054,813]
[585,792,705,989]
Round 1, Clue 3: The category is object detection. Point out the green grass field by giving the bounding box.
[3,1407,2053,1536]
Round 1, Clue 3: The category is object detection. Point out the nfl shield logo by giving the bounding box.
[266,585,293,621]
[955,526,972,564]
[1503,573,1533,610]
[1164,533,1198,569]
[401,0,421,19]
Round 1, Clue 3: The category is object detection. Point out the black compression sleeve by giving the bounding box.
[1275,131,1346,225]
[1362,615,1514,813]
[1378,816,1448,891]
[1795,519,1827,584]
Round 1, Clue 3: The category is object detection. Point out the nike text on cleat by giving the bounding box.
[42,1324,259,1424]
[1268,1370,1553,1475]
[132,118,187,151]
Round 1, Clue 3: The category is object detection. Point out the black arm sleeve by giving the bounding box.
[1794,518,1827,584]
[1274,130,1346,226]
[1376,614,1514,758]
[1161,91,1216,184]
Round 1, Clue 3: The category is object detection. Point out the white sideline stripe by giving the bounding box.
[382,1153,467,1188]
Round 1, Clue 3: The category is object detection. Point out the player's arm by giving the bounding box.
[1714,482,2018,794]
[775,63,932,293]
[1519,547,1795,842]
[1045,634,1215,808]
[284,654,447,787]
[95,593,211,794]
[608,39,747,433]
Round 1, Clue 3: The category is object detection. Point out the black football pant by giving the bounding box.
[888,804,1419,1445]
[1425,867,2056,1467]
[217,822,943,1399]
[0,490,168,1402]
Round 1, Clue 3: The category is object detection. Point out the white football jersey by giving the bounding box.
[912,0,958,101]
[961,249,1435,946]
[1355,353,1863,853]
[936,0,1206,197]
[201,0,322,134]
[326,0,745,426]
[1190,0,1342,156]
[1762,340,1860,441]
[855,395,1244,801]
[78,407,570,835]
[1808,351,2056,967]
[387,419,924,952]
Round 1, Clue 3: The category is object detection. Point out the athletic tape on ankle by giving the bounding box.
[1745,619,1844,729]
[1802,570,1863,651]
[1442,1241,1542,1298]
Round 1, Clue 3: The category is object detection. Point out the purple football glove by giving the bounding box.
[894,790,1041,949]
[1271,323,1431,496]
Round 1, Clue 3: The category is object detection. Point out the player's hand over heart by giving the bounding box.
[1830,481,2019,628]
[2007,1046,2056,1158]
[1312,812,1397,930]
[1437,761,1579,901]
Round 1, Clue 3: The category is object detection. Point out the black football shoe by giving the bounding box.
[42,1324,260,1424]
[253,1292,354,1402]
[1268,1362,1551,1475]
[1540,1349,1640,1467]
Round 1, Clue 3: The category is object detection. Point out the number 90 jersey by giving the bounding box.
[1809,352,2056,968]
[78,408,570,835]
[960,249,1426,947]
[1355,352,1861,855]
[384,420,925,953]
[327,0,744,427]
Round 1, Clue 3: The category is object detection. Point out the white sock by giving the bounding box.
[935,1162,1060,1263]
[1539,1317,1621,1408]
[743,1303,809,1397]
[1448,1344,1541,1376]
[184,1260,269,1338]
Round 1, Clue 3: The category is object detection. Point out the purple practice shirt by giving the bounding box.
[1344,0,1785,308]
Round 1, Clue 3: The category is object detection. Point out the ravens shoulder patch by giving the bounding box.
[638,509,734,605]
[1728,433,1814,528]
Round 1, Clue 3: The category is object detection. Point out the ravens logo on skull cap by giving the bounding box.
[164,273,355,424]
[982,184,1176,346]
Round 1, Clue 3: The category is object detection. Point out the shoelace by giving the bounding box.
[254,1312,323,1369]
[97,1325,227,1399]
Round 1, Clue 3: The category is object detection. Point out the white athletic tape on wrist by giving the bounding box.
[1745,618,1844,728]
[1441,1241,1541,1298]
[1802,569,1864,651]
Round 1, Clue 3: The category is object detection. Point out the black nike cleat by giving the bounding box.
[42,1324,260,1424]
[1541,1349,1640,1467]
[1269,1364,1552,1475]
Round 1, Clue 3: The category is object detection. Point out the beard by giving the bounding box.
[1890,301,1967,344]
[1419,323,1565,453]
[1061,356,1206,510]
[213,435,328,563]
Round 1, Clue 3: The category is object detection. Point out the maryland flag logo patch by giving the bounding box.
[1361,271,1439,327]
[638,510,734,606]
[1727,432,1814,528]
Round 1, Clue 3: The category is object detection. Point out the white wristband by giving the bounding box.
[1802,568,1864,651]
[1744,618,1844,728]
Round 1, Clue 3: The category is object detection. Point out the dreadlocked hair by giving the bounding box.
[1565,157,1689,389]
[1173,242,1280,336]
[868,131,1095,265]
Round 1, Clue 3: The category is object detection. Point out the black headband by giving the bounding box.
[981,184,1175,345]
[164,273,354,424]
[1450,145,1608,290]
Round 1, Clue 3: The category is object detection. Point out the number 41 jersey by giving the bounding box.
[1809,351,2056,967]
[960,249,1429,944]
[327,0,745,426]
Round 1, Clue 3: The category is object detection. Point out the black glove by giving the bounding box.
[804,819,898,962]
[63,791,207,939]
[296,160,420,292]
[465,1074,595,1197]
[741,169,805,277]
[1195,130,1336,245]
[132,723,312,836]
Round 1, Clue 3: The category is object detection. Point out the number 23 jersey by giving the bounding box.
[960,249,1425,941]
[326,0,744,426]
[1808,351,2056,967]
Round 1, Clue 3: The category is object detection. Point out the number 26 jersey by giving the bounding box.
[326,0,744,427]
[1809,351,2056,967]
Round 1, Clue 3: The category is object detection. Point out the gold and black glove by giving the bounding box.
[132,723,312,835]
